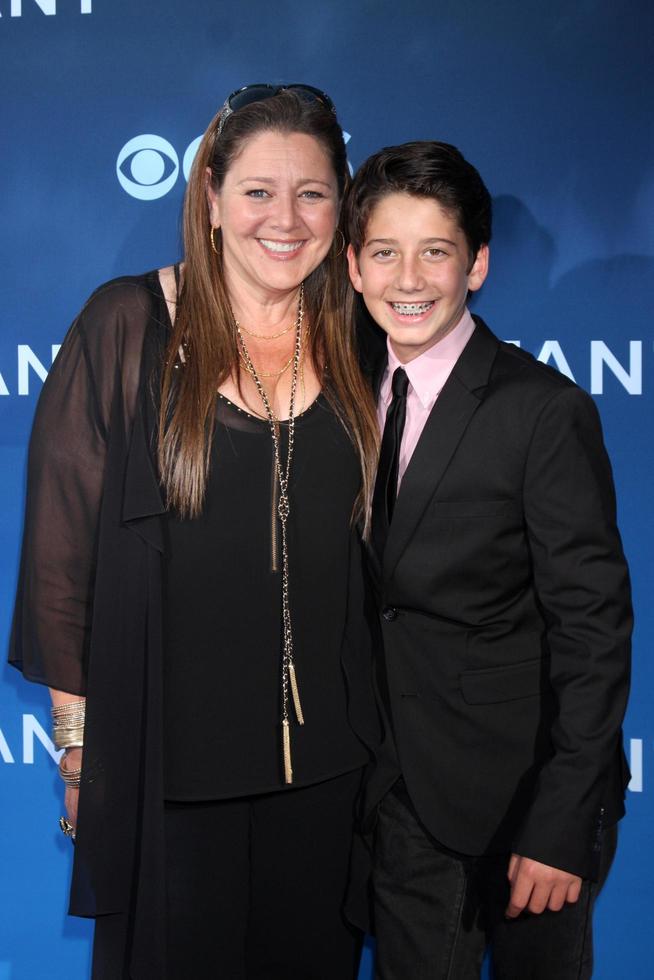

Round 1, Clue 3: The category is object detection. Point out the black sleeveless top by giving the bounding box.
[162,393,369,799]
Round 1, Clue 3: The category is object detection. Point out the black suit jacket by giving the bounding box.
[361,315,632,881]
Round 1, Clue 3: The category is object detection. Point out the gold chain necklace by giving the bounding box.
[234,282,305,785]
[238,350,294,378]
[238,323,310,378]
[238,320,294,340]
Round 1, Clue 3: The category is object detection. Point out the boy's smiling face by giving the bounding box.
[348,192,488,363]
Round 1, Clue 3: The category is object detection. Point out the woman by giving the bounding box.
[10,85,380,979]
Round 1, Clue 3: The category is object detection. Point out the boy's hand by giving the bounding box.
[505,853,582,917]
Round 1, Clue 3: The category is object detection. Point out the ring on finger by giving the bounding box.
[59,816,76,842]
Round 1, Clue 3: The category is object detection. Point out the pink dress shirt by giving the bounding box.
[377,310,476,491]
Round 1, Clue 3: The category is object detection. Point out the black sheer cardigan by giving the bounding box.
[9,270,382,974]
[10,272,171,975]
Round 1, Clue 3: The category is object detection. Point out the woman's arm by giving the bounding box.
[10,278,152,829]
[10,313,107,695]
[50,688,85,829]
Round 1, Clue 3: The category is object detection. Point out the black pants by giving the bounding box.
[373,782,617,980]
[164,768,363,980]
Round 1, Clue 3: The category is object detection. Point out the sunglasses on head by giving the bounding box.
[216,83,337,137]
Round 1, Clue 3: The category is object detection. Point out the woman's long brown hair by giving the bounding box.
[158,91,379,534]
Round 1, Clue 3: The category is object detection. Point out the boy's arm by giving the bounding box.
[509,384,631,901]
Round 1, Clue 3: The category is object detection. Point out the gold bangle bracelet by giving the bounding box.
[53,725,85,750]
[58,757,82,787]
[51,700,85,718]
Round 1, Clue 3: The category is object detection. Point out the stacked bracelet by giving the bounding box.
[58,756,82,788]
[52,699,85,751]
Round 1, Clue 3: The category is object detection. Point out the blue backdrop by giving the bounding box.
[1,2,652,977]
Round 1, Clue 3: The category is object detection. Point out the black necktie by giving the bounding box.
[372,367,409,557]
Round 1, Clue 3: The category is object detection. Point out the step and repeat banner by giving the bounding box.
[1,2,652,977]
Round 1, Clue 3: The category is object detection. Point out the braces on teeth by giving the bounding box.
[391,302,433,314]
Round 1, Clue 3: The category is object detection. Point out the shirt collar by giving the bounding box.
[383,309,476,409]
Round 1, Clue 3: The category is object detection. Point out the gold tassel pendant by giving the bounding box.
[283,718,293,784]
[289,662,305,726]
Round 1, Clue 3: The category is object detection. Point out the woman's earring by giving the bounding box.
[332,229,346,257]
[210,226,220,255]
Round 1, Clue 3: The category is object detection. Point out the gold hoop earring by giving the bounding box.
[210,226,220,255]
[332,229,346,257]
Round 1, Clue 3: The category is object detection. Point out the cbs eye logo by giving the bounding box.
[116,132,352,200]
[116,134,202,201]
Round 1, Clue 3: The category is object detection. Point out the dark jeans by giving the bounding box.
[373,782,617,980]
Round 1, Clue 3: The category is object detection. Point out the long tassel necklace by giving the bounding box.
[234,283,305,784]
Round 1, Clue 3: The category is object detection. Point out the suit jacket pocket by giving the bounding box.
[460,657,543,705]
[429,498,520,518]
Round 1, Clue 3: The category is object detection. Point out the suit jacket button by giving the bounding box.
[382,606,397,622]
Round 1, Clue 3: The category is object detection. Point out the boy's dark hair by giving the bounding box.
[345,141,492,261]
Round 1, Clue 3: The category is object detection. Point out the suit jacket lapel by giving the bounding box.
[382,318,500,583]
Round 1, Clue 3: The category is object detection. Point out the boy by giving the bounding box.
[345,142,631,979]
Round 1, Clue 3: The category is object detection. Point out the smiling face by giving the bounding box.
[207,130,339,305]
[348,192,489,363]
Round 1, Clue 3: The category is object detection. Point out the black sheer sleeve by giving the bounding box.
[9,277,157,695]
